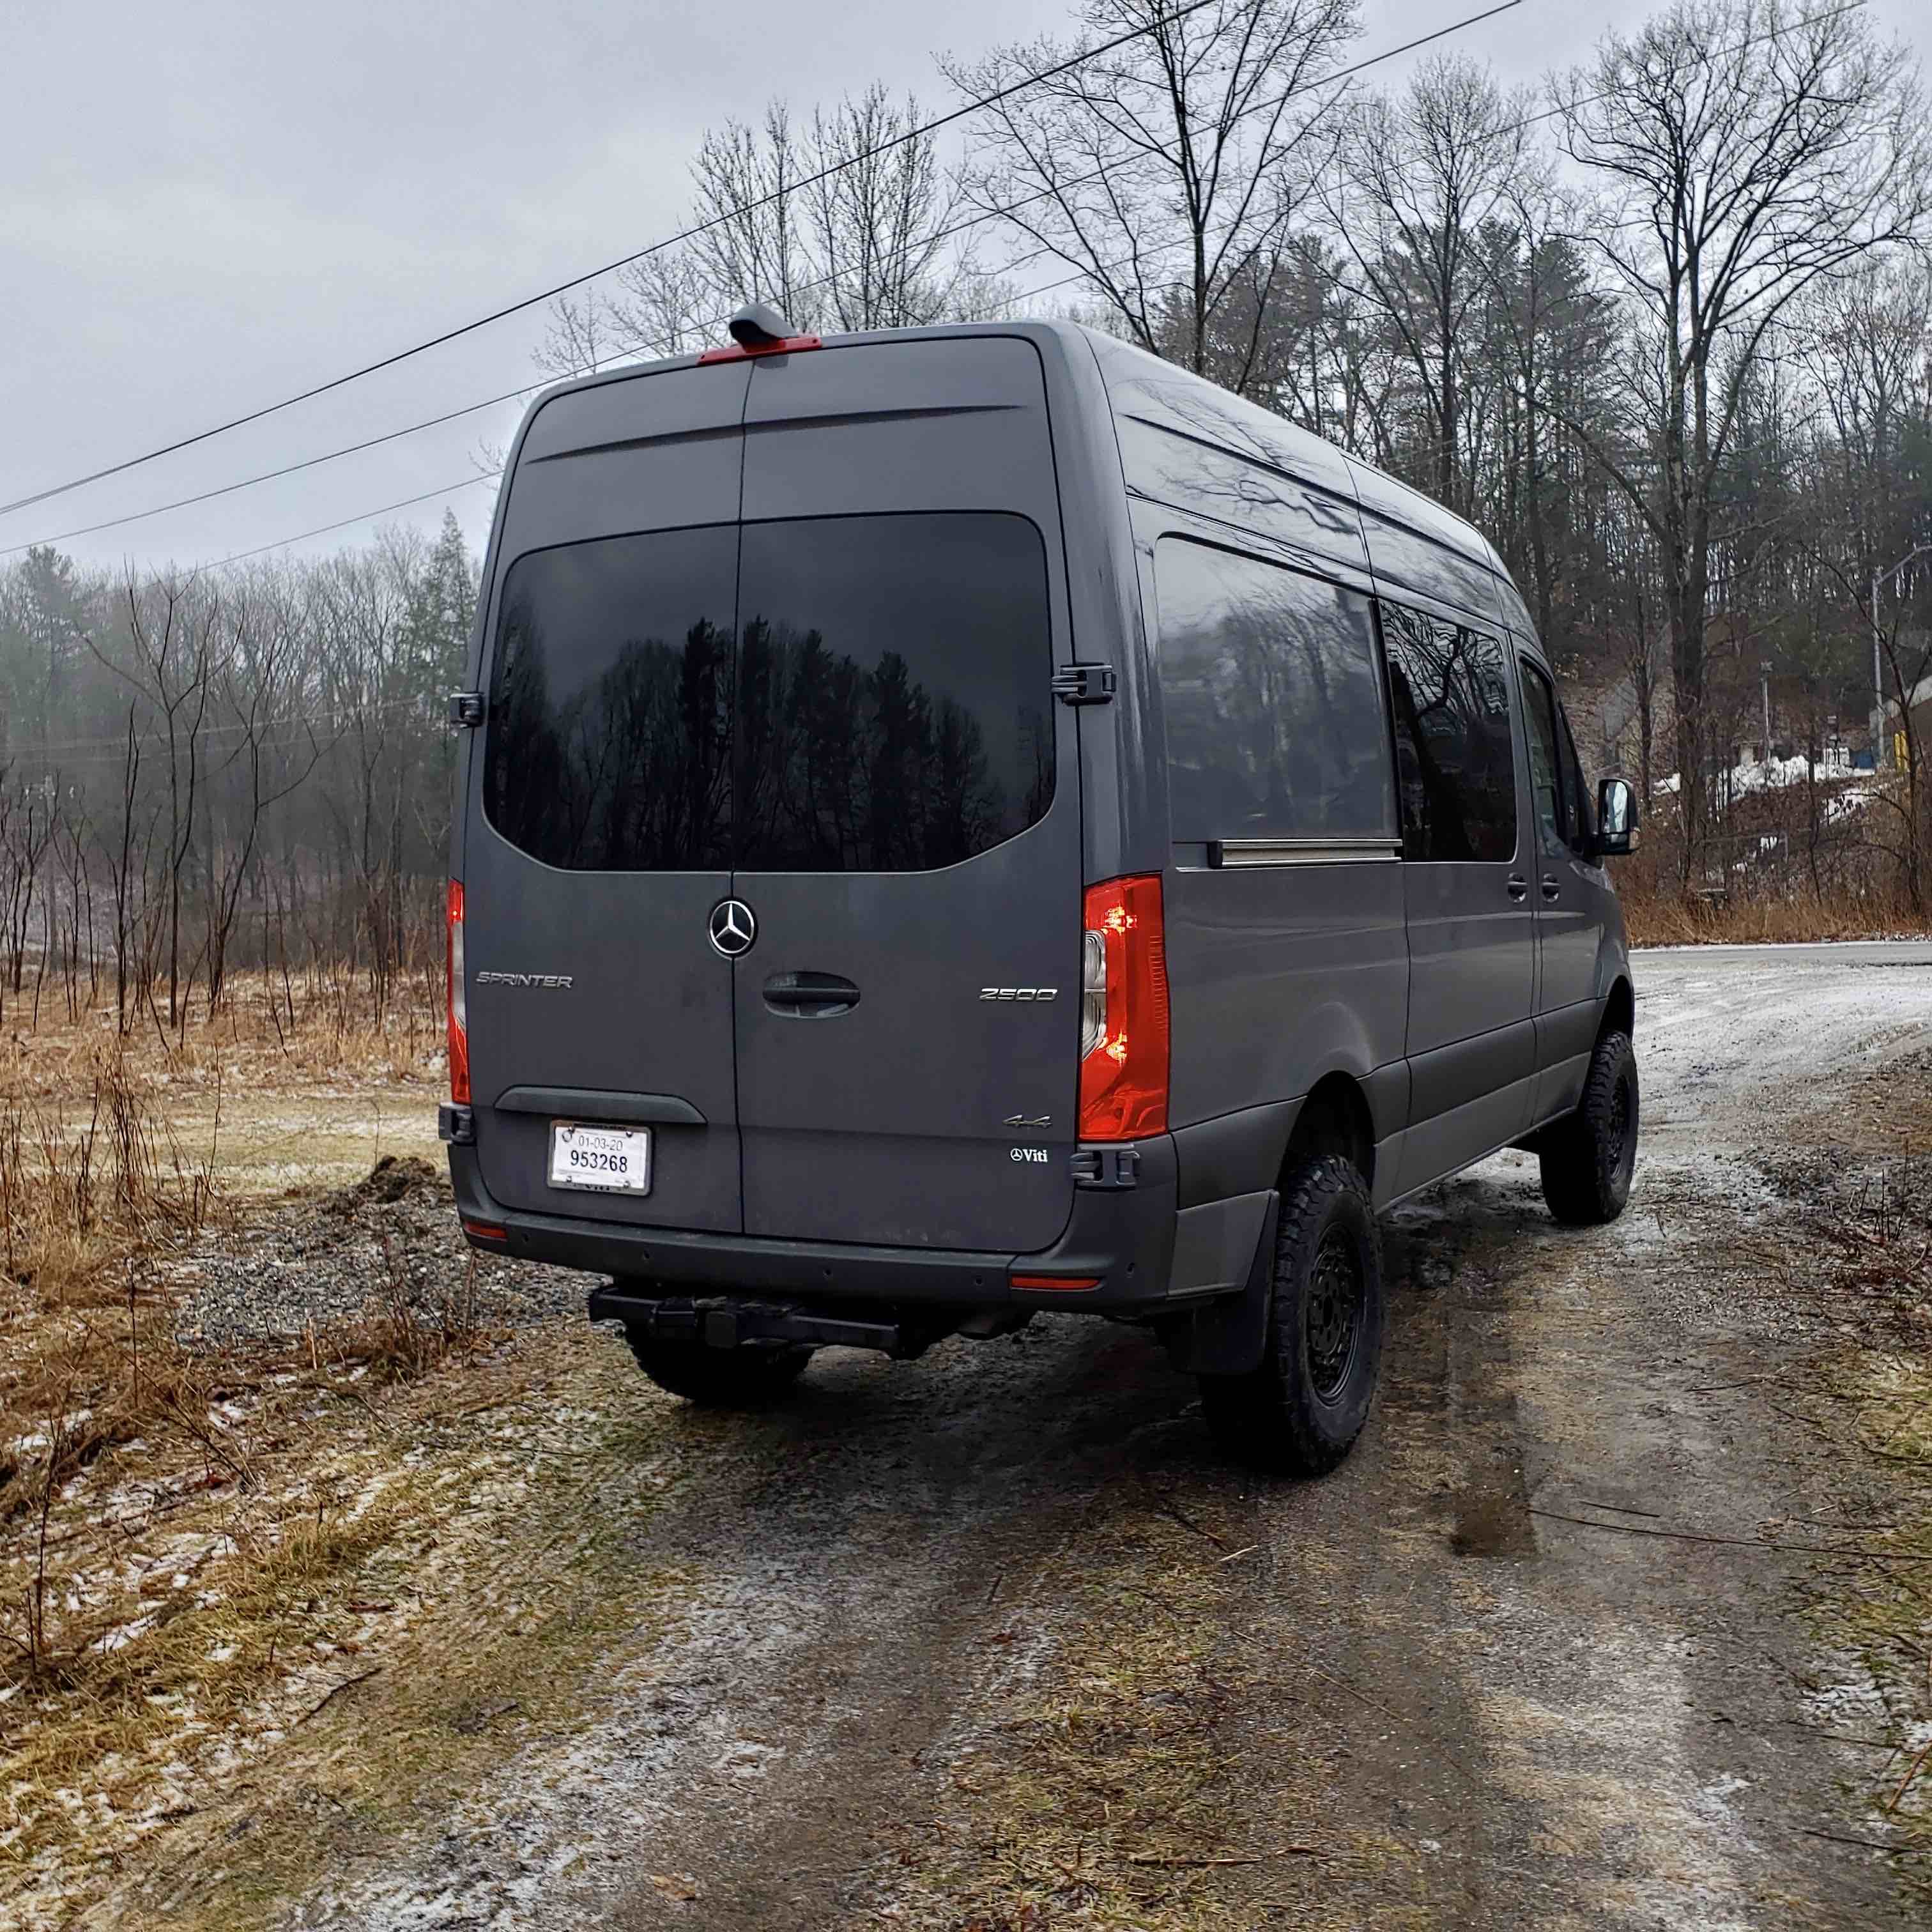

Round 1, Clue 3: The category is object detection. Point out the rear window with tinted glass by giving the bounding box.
[483,512,1054,873]
[484,525,737,871]
[733,513,1054,871]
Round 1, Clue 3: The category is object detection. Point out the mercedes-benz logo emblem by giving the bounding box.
[707,898,756,958]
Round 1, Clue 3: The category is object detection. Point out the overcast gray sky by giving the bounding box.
[0,0,1920,575]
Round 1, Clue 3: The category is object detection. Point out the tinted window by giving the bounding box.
[1381,604,1517,862]
[485,526,736,871]
[1521,657,1594,857]
[484,514,1055,874]
[1559,701,1595,850]
[733,513,1054,871]
[1155,540,1395,841]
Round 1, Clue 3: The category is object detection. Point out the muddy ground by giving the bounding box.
[26,942,1932,1929]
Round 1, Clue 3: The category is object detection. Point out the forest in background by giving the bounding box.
[4,0,1931,1032]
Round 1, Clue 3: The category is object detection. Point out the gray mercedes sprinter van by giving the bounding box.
[440,312,1639,1475]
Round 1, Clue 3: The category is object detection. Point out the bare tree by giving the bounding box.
[686,100,824,330]
[1323,54,1528,512]
[802,86,984,331]
[944,0,1361,382]
[202,582,326,1013]
[90,572,218,1030]
[1553,0,1931,880]
[535,88,992,380]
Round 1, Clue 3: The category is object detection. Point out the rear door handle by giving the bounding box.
[1506,873,1528,901]
[762,970,861,1018]
[1541,875,1561,901]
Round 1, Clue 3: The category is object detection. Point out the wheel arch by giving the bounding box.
[1602,975,1634,1042]
[1281,1071,1377,1192]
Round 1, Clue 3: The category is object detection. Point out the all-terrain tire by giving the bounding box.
[1538,1029,1639,1227]
[1197,1154,1384,1476]
[625,1335,813,1408]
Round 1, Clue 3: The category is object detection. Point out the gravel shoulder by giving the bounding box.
[38,942,1932,1931]
[177,1154,581,1347]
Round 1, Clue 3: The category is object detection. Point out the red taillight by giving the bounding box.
[1077,874,1169,1140]
[447,880,469,1105]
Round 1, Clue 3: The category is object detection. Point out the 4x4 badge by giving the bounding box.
[708,898,756,958]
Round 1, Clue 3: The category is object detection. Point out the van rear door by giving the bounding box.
[464,364,749,1232]
[729,338,1083,1252]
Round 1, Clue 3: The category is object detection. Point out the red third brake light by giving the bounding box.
[1078,874,1169,1140]
[697,335,823,363]
[447,880,470,1105]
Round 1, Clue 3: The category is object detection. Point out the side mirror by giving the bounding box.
[1596,776,1638,857]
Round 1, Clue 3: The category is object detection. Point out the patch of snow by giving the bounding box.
[98,1615,158,1655]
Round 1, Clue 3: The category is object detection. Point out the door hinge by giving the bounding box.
[1071,1146,1139,1190]
[1052,662,1116,706]
[448,690,486,728]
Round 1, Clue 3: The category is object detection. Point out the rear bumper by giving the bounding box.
[445,1137,1179,1312]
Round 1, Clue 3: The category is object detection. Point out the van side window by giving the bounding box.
[1379,604,1517,862]
[1154,539,1396,843]
[484,525,738,871]
[1520,657,1593,857]
[1558,699,1596,850]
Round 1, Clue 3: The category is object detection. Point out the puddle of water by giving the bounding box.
[1452,1483,1537,1558]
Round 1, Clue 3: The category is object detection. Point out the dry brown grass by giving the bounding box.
[1,1327,688,1931]
[1,1048,218,1574]
[0,965,493,1903]
[881,1492,1412,1931]
[1620,877,1930,947]
[1784,1071,1932,1889]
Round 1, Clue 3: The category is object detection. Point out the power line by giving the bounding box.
[148,256,1133,577]
[0,386,543,557]
[1516,0,1866,141]
[0,236,1084,562]
[33,247,1152,585]
[2,0,1528,557]
[204,475,499,571]
[8,0,1855,574]
[0,0,1239,523]
[1,0,1866,565]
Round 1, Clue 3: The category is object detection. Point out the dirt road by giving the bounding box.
[146,946,1932,1928]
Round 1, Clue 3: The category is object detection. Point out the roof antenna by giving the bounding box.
[728,303,796,349]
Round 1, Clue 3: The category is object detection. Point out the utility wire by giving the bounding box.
[2,0,1529,557]
[1,388,542,556]
[6,0,1858,570]
[204,475,500,571]
[0,0,1240,522]
[34,241,1172,590]
[0,232,1082,560]
[139,254,1140,577]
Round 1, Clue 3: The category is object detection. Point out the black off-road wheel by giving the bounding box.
[1538,1029,1639,1227]
[1197,1155,1384,1476]
[625,1334,813,1409]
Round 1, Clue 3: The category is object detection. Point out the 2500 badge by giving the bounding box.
[980,986,1058,1001]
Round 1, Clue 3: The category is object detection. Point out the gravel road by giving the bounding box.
[284,942,1932,1931]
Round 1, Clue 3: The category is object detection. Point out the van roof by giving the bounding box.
[515,316,1526,626]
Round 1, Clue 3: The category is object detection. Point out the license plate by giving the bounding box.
[548,1121,652,1194]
